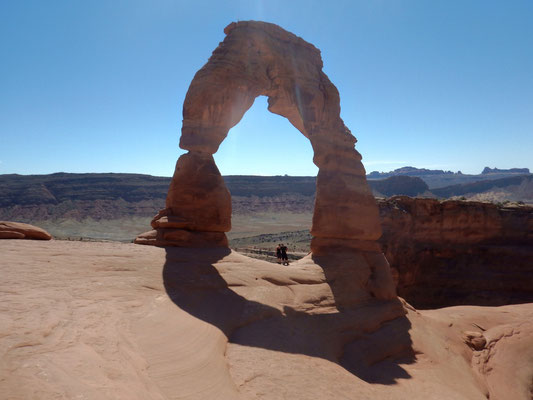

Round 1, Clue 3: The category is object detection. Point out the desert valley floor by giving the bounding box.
[1,239,531,400]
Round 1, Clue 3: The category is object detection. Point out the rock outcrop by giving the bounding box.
[370,175,429,197]
[135,21,397,305]
[0,221,52,240]
[3,239,532,400]
[464,321,533,400]
[378,197,533,308]
[482,166,530,174]
[137,21,380,252]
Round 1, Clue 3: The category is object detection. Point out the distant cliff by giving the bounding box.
[432,175,533,198]
[370,175,429,197]
[0,173,170,207]
[378,196,533,308]
[482,167,530,174]
[367,166,531,188]
[1,172,532,223]
[0,173,429,219]
[368,166,455,178]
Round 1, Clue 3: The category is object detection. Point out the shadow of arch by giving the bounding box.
[162,247,415,385]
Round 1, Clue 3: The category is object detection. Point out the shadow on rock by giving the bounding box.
[163,247,415,384]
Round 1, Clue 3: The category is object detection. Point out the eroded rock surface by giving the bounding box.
[135,21,396,305]
[137,20,379,252]
[379,196,533,308]
[467,322,533,400]
[3,240,532,400]
[0,221,52,240]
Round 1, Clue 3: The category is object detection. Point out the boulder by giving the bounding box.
[0,221,52,240]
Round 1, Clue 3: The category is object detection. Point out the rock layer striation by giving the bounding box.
[379,197,533,308]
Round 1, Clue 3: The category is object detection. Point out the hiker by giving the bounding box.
[276,244,282,264]
[280,243,289,266]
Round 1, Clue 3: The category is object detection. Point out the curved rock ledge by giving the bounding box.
[0,221,52,240]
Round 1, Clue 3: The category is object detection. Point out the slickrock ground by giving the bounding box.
[1,240,532,400]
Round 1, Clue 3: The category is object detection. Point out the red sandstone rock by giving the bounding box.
[0,231,26,239]
[465,322,533,400]
[135,21,397,303]
[0,221,52,240]
[162,152,231,232]
[134,229,228,248]
[378,197,533,308]
[5,240,532,400]
[138,20,382,251]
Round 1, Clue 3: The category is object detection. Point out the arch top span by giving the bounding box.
[136,20,386,259]
[179,20,354,162]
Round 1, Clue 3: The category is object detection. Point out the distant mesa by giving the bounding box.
[482,166,530,174]
[369,175,429,197]
[367,165,532,189]
[431,174,533,199]
[369,165,530,178]
[367,166,455,179]
[0,171,531,224]
[0,221,52,240]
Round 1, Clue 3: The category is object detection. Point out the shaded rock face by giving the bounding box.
[0,221,52,240]
[370,175,429,197]
[137,21,380,252]
[379,197,533,308]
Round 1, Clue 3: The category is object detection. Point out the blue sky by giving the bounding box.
[1,1,532,176]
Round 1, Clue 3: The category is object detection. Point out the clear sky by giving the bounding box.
[1,1,532,177]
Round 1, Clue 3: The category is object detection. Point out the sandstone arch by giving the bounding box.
[136,21,382,255]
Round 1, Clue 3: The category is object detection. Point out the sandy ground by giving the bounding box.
[1,239,531,400]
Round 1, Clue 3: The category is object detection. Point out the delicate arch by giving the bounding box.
[136,21,382,254]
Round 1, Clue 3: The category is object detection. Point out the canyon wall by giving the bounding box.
[378,197,533,308]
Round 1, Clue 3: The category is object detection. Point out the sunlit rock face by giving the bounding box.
[137,21,380,250]
[135,20,396,301]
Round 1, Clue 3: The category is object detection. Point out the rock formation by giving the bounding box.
[3,239,532,400]
[463,321,533,400]
[0,221,52,240]
[135,20,397,306]
[370,175,429,197]
[482,166,530,174]
[137,21,379,249]
[378,197,533,308]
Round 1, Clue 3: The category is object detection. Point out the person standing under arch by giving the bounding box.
[280,243,289,266]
